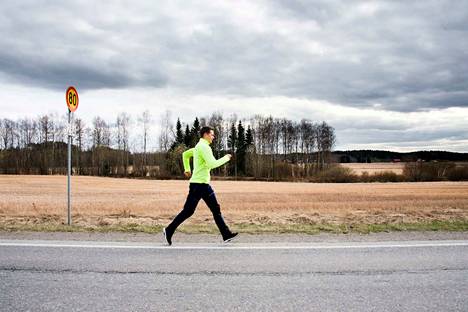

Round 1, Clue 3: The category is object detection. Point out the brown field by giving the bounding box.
[340,161,468,176]
[1,175,467,230]
[340,162,405,175]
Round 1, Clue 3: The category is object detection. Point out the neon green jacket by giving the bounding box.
[183,138,230,184]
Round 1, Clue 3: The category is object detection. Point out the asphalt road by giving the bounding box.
[1,238,467,312]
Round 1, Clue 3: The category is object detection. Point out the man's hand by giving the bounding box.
[226,154,232,160]
[184,171,192,178]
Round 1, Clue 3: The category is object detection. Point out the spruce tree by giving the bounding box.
[191,117,201,147]
[170,118,185,150]
[184,124,191,147]
[175,118,184,144]
[228,123,237,176]
[246,125,253,146]
[236,121,246,175]
[245,125,254,176]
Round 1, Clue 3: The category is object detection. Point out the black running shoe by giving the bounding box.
[223,232,238,243]
[163,228,172,246]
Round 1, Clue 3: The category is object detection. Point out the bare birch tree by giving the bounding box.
[158,110,173,152]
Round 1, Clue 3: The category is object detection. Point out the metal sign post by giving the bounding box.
[65,86,79,225]
[67,109,72,225]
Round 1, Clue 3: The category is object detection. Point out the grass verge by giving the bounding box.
[0,220,467,234]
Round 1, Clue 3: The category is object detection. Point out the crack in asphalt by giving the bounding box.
[1,266,466,277]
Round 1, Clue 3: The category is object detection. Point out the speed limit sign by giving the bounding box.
[65,86,78,226]
[66,86,79,112]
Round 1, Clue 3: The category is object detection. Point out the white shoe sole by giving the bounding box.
[223,235,238,243]
[163,228,171,246]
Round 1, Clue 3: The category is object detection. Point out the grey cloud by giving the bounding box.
[269,0,342,24]
[337,127,468,146]
[0,0,467,112]
[265,1,468,111]
[0,50,135,90]
[0,1,168,91]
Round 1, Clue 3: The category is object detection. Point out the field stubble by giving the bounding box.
[340,162,405,175]
[0,175,467,233]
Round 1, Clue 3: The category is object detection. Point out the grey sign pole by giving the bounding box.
[67,109,72,225]
[66,86,78,225]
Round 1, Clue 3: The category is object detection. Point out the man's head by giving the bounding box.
[200,126,215,144]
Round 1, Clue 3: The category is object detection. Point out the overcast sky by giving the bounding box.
[1,0,467,152]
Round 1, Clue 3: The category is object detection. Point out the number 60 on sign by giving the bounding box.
[66,86,79,112]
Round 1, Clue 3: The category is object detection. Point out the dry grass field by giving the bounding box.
[340,161,468,176]
[340,162,405,175]
[1,175,467,233]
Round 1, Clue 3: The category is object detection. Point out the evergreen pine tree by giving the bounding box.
[228,123,237,176]
[170,118,184,150]
[184,124,191,147]
[246,125,253,146]
[190,117,201,147]
[236,121,246,175]
[245,125,254,176]
[175,118,184,144]
[228,122,237,152]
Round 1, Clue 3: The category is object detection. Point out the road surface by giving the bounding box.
[1,235,467,311]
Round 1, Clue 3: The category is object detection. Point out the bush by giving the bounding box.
[166,144,186,176]
[403,161,455,181]
[312,165,358,183]
[446,165,468,181]
[273,162,293,180]
[368,171,405,182]
[360,171,370,182]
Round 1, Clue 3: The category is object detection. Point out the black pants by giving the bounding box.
[166,183,231,238]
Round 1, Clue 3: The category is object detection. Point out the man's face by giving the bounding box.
[204,130,215,144]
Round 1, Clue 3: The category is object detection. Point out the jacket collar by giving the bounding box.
[200,138,210,145]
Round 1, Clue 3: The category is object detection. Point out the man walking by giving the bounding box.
[163,126,238,245]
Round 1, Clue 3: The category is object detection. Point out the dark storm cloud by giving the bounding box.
[339,127,468,145]
[1,0,467,111]
[0,50,134,90]
[0,1,169,91]
[267,0,468,111]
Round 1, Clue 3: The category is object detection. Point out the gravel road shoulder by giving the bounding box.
[1,230,467,243]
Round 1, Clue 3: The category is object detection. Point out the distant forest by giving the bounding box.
[1,112,467,181]
[334,150,468,163]
[0,112,335,180]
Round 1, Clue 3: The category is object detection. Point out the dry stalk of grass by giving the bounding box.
[0,175,467,226]
[341,162,405,175]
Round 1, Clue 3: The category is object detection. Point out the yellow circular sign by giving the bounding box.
[66,86,79,112]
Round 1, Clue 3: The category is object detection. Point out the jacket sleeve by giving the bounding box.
[199,143,230,169]
[182,148,194,172]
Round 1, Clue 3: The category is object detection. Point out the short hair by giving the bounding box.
[200,126,214,138]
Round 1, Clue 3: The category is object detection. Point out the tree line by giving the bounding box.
[336,149,468,163]
[0,112,336,180]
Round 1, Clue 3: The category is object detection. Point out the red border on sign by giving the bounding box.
[66,86,79,112]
